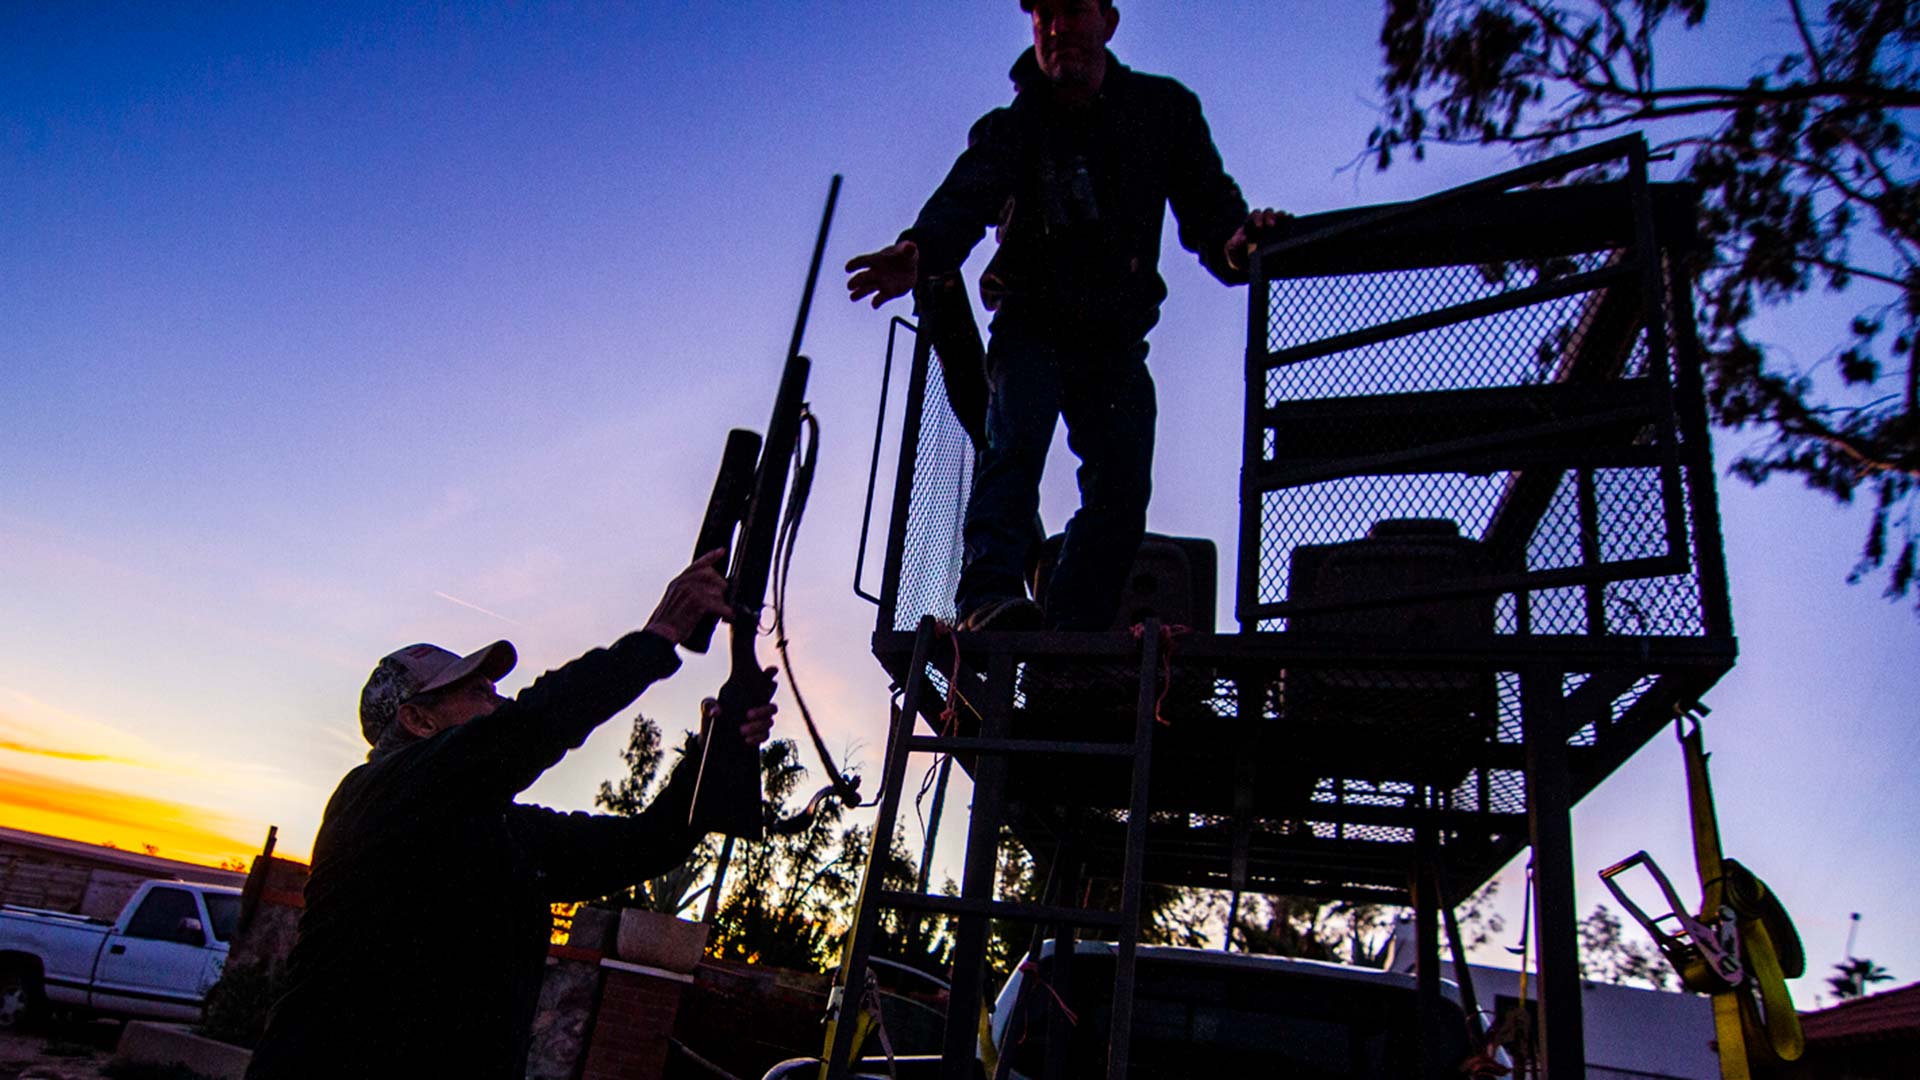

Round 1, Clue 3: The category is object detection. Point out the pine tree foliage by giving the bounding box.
[1371,0,1920,608]
[594,713,716,916]
[704,737,865,970]
[594,715,926,972]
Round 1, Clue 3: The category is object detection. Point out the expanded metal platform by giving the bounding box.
[869,626,1730,910]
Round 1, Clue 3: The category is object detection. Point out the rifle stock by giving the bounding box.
[688,175,841,839]
[683,428,763,655]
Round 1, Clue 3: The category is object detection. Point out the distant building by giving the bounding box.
[1385,929,1720,1078]
[1766,981,1920,1079]
[0,824,245,919]
[1452,962,1719,1079]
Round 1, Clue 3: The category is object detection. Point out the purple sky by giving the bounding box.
[2,1,1912,1005]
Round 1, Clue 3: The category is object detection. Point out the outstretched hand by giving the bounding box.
[644,549,733,646]
[845,240,919,309]
[1226,207,1291,273]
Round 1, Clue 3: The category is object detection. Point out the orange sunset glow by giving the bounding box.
[0,762,265,869]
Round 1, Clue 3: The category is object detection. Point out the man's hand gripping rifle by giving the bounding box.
[686,176,862,839]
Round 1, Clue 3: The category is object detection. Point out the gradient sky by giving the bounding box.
[3,2,1913,1006]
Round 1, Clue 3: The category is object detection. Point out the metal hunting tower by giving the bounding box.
[833,134,1735,1079]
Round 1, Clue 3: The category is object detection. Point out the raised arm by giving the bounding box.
[514,697,777,902]
[401,552,733,802]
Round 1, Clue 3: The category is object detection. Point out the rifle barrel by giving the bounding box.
[786,174,842,363]
[687,174,842,840]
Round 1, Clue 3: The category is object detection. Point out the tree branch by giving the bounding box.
[1515,0,1625,92]
[1789,0,1832,84]
[1658,133,1917,253]
[1623,77,1920,108]
[1425,96,1764,146]
[1752,388,1920,480]
[1797,256,1916,292]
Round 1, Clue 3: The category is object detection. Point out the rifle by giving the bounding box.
[686,175,857,839]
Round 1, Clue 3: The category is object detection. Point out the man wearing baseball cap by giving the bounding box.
[247,549,772,1079]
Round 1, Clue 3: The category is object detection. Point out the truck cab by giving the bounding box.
[1,879,241,1026]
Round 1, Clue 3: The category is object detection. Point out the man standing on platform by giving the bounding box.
[848,0,1282,632]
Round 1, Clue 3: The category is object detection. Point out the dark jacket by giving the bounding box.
[903,48,1250,346]
[247,631,699,1080]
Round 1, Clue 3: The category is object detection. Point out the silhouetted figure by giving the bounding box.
[848,0,1282,631]
[246,550,774,1080]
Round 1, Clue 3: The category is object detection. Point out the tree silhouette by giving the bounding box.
[1827,954,1894,998]
[1370,0,1920,608]
[594,713,718,916]
[595,713,945,975]
[1578,903,1674,989]
[1232,881,1506,969]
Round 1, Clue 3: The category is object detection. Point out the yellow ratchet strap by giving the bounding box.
[978,999,999,1078]
[1680,718,1803,1075]
[816,939,874,1080]
[1725,862,1806,1063]
[814,1002,874,1080]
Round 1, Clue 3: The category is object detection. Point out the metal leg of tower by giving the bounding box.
[825,616,941,1079]
[941,648,1018,1079]
[1104,619,1161,1080]
[1523,667,1586,1078]
[833,624,1169,1079]
[1414,820,1448,1080]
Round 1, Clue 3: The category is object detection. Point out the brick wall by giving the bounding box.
[578,965,690,1080]
[671,959,833,1078]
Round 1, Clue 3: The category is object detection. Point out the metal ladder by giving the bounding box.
[822,615,1168,1080]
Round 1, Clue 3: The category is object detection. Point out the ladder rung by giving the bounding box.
[874,890,1127,930]
[907,735,1136,757]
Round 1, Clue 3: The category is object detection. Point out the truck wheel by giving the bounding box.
[0,963,44,1031]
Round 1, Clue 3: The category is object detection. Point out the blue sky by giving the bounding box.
[2,1,1913,1005]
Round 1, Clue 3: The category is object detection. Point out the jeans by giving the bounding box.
[955,318,1155,631]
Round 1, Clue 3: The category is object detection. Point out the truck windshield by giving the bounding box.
[203,893,241,943]
[1000,953,1470,1079]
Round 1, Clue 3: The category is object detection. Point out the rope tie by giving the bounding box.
[1127,622,1191,726]
[860,969,899,1078]
[1015,959,1080,1035]
[911,622,967,849]
[933,620,963,736]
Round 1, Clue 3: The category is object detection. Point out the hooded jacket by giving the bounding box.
[903,48,1250,346]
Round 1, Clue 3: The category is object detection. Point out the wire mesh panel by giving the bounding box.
[1264,253,1623,398]
[881,326,976,631]
[1244,163,1719,640]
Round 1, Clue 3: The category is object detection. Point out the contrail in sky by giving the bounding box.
[433,591,523,626]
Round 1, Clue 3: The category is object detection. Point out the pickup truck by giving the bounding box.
[0,879,241,1029]
[765,940,1478,1078]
